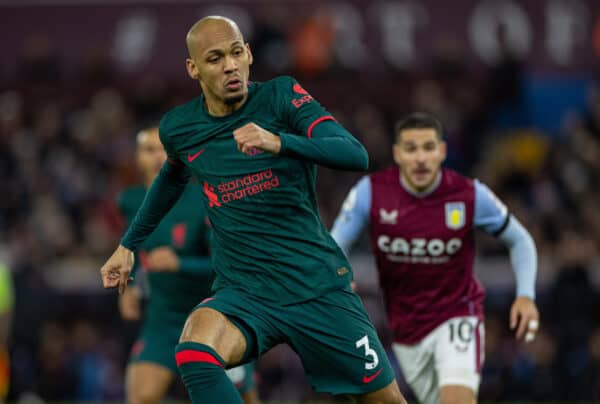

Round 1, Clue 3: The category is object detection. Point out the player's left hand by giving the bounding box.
[145,246,180,272]
[510,296,539,343]
[233,122,282,155]
[100,244,135,294]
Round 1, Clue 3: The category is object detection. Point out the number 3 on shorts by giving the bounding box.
[356,335,379,370]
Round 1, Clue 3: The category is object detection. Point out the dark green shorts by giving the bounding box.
[130,314,256,391]
[197,286,395,395]
[130,315,183,373]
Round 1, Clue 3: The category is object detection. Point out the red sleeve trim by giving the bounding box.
[175,350,224,367]
[307,115,336,139]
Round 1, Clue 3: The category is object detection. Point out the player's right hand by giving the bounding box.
[233,122,282,155]
[510,296,540,342]
[100,244,134,294]
[119,285,141,320]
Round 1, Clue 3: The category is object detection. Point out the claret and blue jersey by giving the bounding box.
[332,167,537,343]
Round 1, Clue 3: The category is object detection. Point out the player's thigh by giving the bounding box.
[180,306,248,365]
[434,316,484,394]
[126,362,174,404]
[193,288,286,364]
[286,286,396,396]
[392,341,439,404]
[439,385,476,404]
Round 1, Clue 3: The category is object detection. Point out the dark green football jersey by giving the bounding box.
[158,76,353,304]
[118,184,213,317]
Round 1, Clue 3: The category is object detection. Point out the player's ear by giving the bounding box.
[439,140,447,162]
[245,43,253,66]
[186,58,200,80]
[392,144,402,166]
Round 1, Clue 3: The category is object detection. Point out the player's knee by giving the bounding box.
[179,307,226,344]
[179,307,247,365]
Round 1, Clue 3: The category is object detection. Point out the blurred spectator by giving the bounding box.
[504,329,560,400]
[17,35,62,85]
[547,230,599,399]
[37,322,76,400]
[290,11,334,78]
[0,262,13,403]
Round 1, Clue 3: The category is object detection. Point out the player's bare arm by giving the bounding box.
[100,244,135,294]
[233,122,281,155]
[510,296,540,342]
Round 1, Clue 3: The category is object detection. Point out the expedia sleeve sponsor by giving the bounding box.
[274,76,333,136]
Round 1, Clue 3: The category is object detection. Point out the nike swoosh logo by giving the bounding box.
[187,149,206,162]
[362,368,383,384]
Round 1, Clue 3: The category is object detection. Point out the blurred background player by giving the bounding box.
[331,112,540,404]
[0,262,13,404]
[118,127,259,404]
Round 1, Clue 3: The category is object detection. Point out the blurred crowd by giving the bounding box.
[1,13,600,403]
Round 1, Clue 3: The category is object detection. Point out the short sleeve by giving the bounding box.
[474,179,510,235]
[331,176,372,253]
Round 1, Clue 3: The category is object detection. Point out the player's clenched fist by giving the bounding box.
[100,244,135,294]
[233,122,281,155]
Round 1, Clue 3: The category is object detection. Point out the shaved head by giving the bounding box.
[186,16,244,59]
[184,15,253,116]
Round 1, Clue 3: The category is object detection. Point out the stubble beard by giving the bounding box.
[224,93,244,105]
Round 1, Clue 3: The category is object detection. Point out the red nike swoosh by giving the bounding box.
[362,368,383,384]
[187,149,206,162]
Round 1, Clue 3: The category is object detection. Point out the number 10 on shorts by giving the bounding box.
[356,335,379,370]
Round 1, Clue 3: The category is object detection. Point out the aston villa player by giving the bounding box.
[332,112,539,404]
